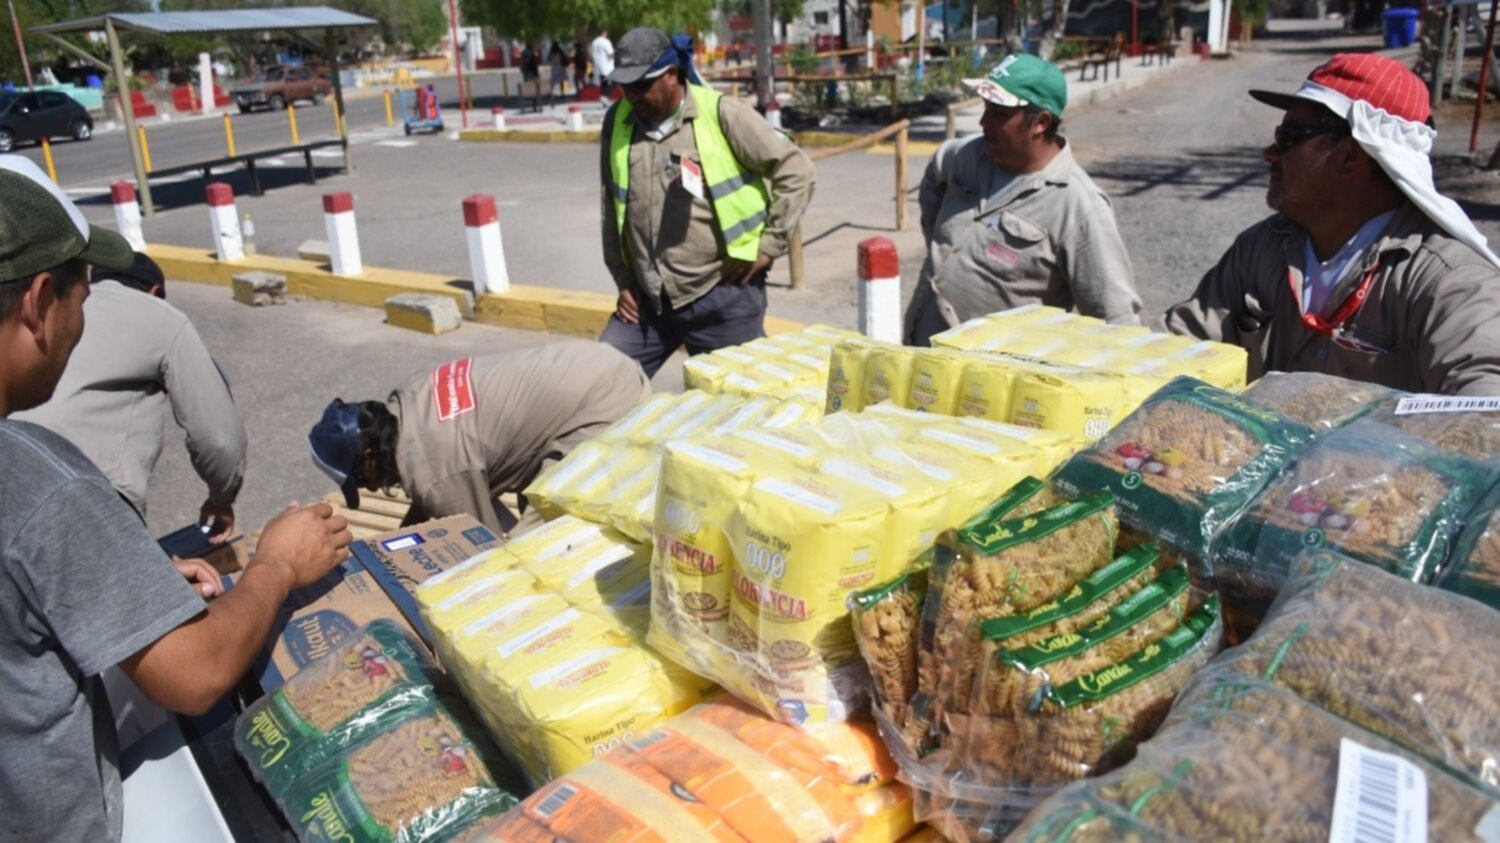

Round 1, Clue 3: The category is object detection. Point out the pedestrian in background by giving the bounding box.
[574,40,589,92]
[597,28,814,377]
[549,41,569,102]
[591,28,615,91]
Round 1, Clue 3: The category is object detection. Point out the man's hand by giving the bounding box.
[251,502,352,591]
[175,558,223,599]
[726,252,774,286]
[616,286,642,324]
[199,501,236,544]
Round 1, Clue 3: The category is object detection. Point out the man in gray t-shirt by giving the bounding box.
[0,156,352,840]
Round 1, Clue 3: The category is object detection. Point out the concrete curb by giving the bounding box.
[458,128,601,143]
[148,242,806,338]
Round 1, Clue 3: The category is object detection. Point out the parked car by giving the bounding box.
[230,65,333,113]
[0,90,92,152]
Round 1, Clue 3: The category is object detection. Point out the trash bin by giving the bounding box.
[1382,8,1420,48]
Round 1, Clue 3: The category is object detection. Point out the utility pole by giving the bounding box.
[7,0,34,88]
[753,0,773,109]
[447,0,467,128]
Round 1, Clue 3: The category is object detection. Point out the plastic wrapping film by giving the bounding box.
[1239,371,1393,429]
[1008,676,1500,843]
[235,620,447,796]
[1206,549,1500,792]
[1359,393,1500,460]
[1052,376,1315,562]
[461,697,915,843]
[524,389,819,542]
[683,324,857,400]
[1211,419,1495,623]
[1440,483,1500,611]
[850,572,926,729]
[649,411,1079,730]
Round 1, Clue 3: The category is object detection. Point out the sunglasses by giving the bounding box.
[622,75,660,95]
[1272,122,1348,154]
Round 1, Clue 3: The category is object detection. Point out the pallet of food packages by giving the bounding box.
[414,515,717,788]
[459,695,918,843]
[648,406,1081,729]
[525,389,822,544]
[232,620,525,841]
[683,323,861,404]
[1007,549,1500,842]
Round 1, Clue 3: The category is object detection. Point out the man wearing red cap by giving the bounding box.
[1167,53,1500,395]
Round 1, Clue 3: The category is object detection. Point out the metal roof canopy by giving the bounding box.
[30,7,377,216]
[32,8,378,36]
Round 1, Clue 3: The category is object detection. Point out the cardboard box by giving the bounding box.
[349,515,503,643]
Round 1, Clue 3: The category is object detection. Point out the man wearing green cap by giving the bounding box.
[905,54,1142,345]
[0,155,350,839]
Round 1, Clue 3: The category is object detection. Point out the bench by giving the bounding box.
[144,138,347,199]
[1079,33,1125,83]
[1139,32,1176,66]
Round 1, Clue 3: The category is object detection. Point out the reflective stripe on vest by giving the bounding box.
[608,84,770,263]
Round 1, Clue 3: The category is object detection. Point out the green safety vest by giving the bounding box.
[609,84,770,264]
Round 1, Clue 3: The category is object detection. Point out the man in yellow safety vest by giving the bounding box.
[599,27,815,377]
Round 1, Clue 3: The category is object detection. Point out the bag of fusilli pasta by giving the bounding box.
[278,698,521,843]
[1052,376,1313,562]
[850,572,926,730]
[235,620,445,796]
[1358,393,1500,460]
[1211,419,1494,620]
[1438,484,1500,611]
[1239,371,1392,430]
[1007,676,1500,843]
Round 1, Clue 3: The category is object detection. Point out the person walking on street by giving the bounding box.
[0,153,350,842]
[17,252,248,540]
[549,41,570,102]
[904,55,1142,346]
[1166,54,1500,394]
[574,40,590,92]
[591,28,615,90]
[598,28,814,377]
[308,340,650,537]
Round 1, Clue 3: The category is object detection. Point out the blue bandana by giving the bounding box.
[646,34,704,86]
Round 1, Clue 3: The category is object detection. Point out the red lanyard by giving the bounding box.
[1286,263,1380,337]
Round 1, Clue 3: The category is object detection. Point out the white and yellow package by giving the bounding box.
[683,353,746,393]
[727,470,888,726]
[524,441,613,520]
[1005,359,1130,442]
[1165,338,1249,390]
[870,440,1004,531]
[552,546,650,608]
[482,607,629,688]
[595,392,678,445]
[818,454,947,581]
[905,348,967,415]
[800,324,863,343]
[861,345,915,409]
[982,303,1066,326]
[419,568,538,654]
[721,364,800,398]
[731,426,827,467]
[629,390,715,446]
[954,353,1017,421]
[444,592,572,676]
[412,546,519,609]
[827,340,883,414]
[559,445,659,527]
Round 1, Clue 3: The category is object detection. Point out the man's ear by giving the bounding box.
[17,273,55,336]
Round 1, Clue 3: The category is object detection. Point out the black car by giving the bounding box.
[0,90,93,152]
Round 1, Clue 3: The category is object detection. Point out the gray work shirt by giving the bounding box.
[389,340,651,534]
[907,136,1143,337]
[600,90,815,314]
[16,280,247,517]
[0,420,204,841]
[1166,204,1500,395]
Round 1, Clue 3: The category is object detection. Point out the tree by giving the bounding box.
[2,0,150,84]
[461,0,714,44]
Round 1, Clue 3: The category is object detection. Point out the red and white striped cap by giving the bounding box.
[1249,53,1430,127]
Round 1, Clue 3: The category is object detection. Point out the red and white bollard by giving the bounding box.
[491,106,506,130]
[205,182,243,262]
[765,100,783,130]
[858,237,902,343]
[322,192,362,276]
[567,104,584,133]
[111,181,145,252]
[462,194,509,296]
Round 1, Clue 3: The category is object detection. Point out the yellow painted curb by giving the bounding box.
[866,139,940,156]
[147,243,806,339]
[385,302,459,335]
[794,130,939,157]
[458,128,601,144]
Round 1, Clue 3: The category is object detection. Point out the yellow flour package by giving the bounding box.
[906,348,968,416]
[828,340,883,414]
[862,346,917,409]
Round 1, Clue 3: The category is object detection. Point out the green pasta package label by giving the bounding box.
[1052,376,1314,560]
[1212,419,1495,614]
[282,704,519,843]
[236,620,442,795]
[1439,484,1500,611]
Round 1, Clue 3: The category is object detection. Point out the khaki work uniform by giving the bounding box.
[1166,205,1500,395]
[906,137,1142,344]
[599,91,814,376]
[389,341,650,535]
[17,280,246,519]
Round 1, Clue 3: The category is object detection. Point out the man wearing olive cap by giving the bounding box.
[1167,53,1500,394]
[906,54,1142,345]
[599,27,814,376]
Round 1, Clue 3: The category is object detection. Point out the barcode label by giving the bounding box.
[535,783,577,818]
[1329,738,1427,843]
[1394,396,1500,416]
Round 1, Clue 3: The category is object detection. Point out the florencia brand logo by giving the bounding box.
[657,534,719,574]
[733,570,808,621]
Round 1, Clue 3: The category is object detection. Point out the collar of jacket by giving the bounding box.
[977,139,1076,218]
[623,84,700,129]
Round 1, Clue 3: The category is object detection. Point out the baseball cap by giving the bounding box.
[964,54,1068,117]
[0,155,134,284]
[1249,53,1431,126]
[93,251,166,297]
[309,399,364,509]
[609,27,672,85]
